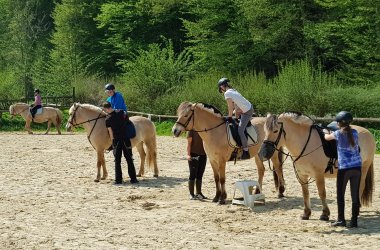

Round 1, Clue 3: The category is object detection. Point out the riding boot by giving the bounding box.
[195,179,207,199]
[188,180,195,200]
[349,204,360,228]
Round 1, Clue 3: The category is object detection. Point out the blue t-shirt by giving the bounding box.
[106,92,127,112]
[333,129,362,170]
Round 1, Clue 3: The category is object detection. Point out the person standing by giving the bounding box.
[103,101,139,185]
[325,111,362,228]
[30,89,42,119]
[187,130,207,200]
[218,77,254,160]
[105,83,127,111]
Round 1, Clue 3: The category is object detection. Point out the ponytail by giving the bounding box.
[340,123,355,147]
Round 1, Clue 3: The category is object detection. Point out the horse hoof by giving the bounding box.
[300,215,310,220]
[101,177,107,180]
[153,175,158,178]
[136,174,142,177]
[218,200,226,205]
[279,186,285,194]
[319,215,329,221]
[94,179,100,182]
[212,197,219,203]
[278,193,285,198]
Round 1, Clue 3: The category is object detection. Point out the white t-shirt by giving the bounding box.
[224,89,252,113]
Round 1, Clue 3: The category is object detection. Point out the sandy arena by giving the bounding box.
[0,132,379,249]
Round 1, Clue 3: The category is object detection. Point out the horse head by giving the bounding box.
[172,101,195,137]
[66,102,80,132]
[259,113,284,160]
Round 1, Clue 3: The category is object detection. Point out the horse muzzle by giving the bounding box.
[259,141,276,161]
[171,125,183,137]
[66,122,73,132]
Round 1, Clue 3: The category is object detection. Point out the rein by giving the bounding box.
[266,120,323,185]
[68,105,106,149]
[175,104,225,133]
[11,105,30,116]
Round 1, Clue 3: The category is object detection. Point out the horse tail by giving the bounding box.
[56,109,63,126]
[361,161,374,206]
[145,123,158,172]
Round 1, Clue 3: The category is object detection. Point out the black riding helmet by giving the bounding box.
[335,111,353,125]
[218,78,230,93]
[34,89,40,93]
[104,83,115,91]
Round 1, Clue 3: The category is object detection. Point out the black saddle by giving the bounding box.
[313,124,337,174]
[227,118,253,147]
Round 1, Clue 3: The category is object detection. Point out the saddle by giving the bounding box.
[226,119,258,162]
[227,119,258,148]
[30,107,43,115]
[313,123,337,174]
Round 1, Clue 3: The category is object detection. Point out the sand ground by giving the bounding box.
[0,132,379,249]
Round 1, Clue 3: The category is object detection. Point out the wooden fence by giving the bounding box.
[128,110,380,124]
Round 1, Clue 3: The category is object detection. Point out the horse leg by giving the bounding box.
[271,152,286,198]
[254,156,265,191]
[100,151,108,180]
[315,175,330,221]
[136,142,146,177]
[211,163,221,203]
[54,118,62,135]
[218,163,227,205]
[299,174,312,220]
[94,151,105,182]
[25,120,33,134]
[45,120,52,134]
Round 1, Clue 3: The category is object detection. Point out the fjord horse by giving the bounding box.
[259,112,375,220]
[172,102,285,204]
[66,103,158,181]
[9,103,63,134]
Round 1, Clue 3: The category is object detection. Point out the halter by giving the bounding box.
[264,117,323,185]
[175,103,225,133]
[10,105,30,116]
[68,104,106,149]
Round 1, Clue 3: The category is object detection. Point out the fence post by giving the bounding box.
[72,87,75,103]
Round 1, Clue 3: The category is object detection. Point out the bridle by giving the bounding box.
[175,103,225,133]
[10,105,30,116]
[68,104,106,149]
[263,117,322,185]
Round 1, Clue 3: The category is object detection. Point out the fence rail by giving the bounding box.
[128,110,380,123]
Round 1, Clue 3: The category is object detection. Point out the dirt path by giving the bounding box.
[0,132,379,249]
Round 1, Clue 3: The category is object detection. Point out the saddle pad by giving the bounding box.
[227,123,258,148]
[36,108,43,115]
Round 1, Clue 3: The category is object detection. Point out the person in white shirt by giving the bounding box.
[218,78,254,160]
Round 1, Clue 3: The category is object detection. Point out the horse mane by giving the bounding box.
[177,102,223,118]
[280,111,314,126]
[76,103,104,113]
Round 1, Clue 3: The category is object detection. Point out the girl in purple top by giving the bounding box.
[30,89,42,119]
[325,111,362,228]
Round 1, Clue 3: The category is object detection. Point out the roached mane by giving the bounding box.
[177,102,223,118]
[279,112,313,126]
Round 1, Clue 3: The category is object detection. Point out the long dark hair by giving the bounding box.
[339,122,355,147]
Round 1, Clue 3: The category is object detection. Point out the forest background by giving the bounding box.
[0,0,379,119]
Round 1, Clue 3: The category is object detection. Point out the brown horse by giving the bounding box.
[259,112,375,220]
[172,102,285,204]
[9,103,63,134]
[65,103,158,181]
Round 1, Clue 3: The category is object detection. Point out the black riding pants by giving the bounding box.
[30,105,42,117]
[336,167,361,221]
[188,153,207,181]
[113,138,137,183]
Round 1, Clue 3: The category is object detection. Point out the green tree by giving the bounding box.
[304,0,380,84]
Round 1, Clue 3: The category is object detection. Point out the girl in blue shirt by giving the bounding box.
[325,111,362,228]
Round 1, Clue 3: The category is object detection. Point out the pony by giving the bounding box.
[9,103,63,134]
[259,112,375,220]
[65,103,158,181]
[172,102,285,204]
